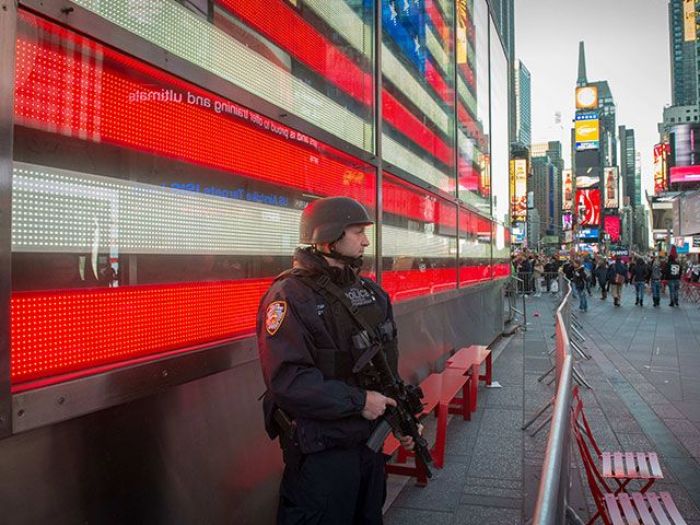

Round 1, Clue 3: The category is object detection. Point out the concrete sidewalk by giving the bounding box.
[384,285,700,524]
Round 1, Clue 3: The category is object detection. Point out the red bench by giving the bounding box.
[446,345,492,413]
[384,370,471,484]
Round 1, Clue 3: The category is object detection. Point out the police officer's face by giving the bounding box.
[334,225,370,258]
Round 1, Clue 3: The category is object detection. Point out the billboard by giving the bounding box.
[680,192,700,235]
[604,215,621,242]
[575,117,600,151]
[382,0,426,75]
[562,212,573,231]
[670,165,700,184]
[562,169,573,210]
[456,0,468,64]
[604,167,619,209]
[684,0,696,42]
[575,86,598,109]
[510,159,527,222]
[579,227,599,241]
[576,149,600,169]
[576,188,600,226]
[575,174,599,189]
[512,222,526,244]
[653,143,669,194]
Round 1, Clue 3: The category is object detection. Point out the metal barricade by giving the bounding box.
[506,275,527,331]
[531,278,583,525]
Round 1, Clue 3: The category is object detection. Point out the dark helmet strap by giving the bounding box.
[312,245,363,269]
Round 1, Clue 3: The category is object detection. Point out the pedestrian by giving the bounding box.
[663,251,682,307]
[611,256,628,307]
[533,257,544,297]
[650,256,662,307]
[256,197,418,524]
[631,256,649,307]
[573,260,588,312]
[594,258,608,300]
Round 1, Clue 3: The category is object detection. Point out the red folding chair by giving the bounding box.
[571,388,685,525]
[572,387,663,495]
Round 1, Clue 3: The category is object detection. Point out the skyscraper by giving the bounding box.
[668,0,697,107]
[530,144,561,242]
[618,125,638,207]
[515,60,531,146]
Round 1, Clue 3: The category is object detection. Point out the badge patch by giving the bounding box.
[265,301,287,335]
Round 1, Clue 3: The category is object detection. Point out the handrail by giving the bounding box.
[532,278,575,525]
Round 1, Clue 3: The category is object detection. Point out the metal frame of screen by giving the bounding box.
[4,0,509,434]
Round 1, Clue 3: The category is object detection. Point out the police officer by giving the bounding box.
[257,197,414,524]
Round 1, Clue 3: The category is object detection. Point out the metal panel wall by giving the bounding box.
[0,280,504,524]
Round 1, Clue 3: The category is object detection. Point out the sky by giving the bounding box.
[515,0,672,200]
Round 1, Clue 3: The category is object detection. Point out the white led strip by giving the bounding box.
[70,0,372,150]
[458,76,478,117]
[12,162,458,259]
[426,26,449,72]
[382,134,451,191]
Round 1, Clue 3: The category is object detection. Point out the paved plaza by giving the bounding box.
[384,285,700,524]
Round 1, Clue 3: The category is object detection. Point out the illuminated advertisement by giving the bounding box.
[684,0,696,42]
[576,175,599,189]
[604,167,618,209]
[510,159,527,222]
[562,169,573,210]
[575,116,600,151]
[512,222,526,244]
[604,215,621,242]
[456,0,468,64]
[575,85,598,109]
[670,165,700,184]
[579,227,599,241]
[562,212,573,231]
[576,188,601,226]
[653,143,669,194]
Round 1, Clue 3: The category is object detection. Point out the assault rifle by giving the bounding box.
[353,331,433,478]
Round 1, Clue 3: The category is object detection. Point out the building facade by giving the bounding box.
[669,0,698,107]
[515,60,532,147]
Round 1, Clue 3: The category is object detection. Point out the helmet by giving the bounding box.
[299,197,373,244]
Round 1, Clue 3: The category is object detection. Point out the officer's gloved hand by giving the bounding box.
[361,391,396,420]
[396,424,424,451]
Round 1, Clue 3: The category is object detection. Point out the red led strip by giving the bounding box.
[384,173,457,230]
[14,13,376,206]
[426,0,449,45]
[459,264,492,284]
[382,268,457,302]
[492,263,510,279]
[10,279,273,384]
[425,60,451,104]
[216,0,453,166]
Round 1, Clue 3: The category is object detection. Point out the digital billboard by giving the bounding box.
[684,0,696,42]
[562,212,573,231]
[382,0,427,75]
[575,174,599,189]
[575,86,598,109]
[510,159,527,222]
[579,227,599,241]
[604,215,621,242]
[653,143,669,194]
[576,188,600,226]
[562,169,573,210]
[604,167,618,209]
[575,115,600,151]
[670,165,700,184]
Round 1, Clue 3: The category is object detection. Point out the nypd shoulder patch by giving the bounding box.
[265,301,287,336]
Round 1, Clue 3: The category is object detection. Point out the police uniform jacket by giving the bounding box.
[257,247,399,456]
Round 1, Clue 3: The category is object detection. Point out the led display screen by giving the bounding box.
[670,165,700,184]
[576,188,601,226]
[654,143,669,194]
[382,173,457,301]
[604,215,621,243]
[604,167,619,209]
[510,159,527,222]
[575,116,600,151]
[562,169,573,210]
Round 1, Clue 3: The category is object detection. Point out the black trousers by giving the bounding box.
[277,445,387,525]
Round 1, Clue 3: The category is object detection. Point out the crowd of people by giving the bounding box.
[512,248,700,312]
